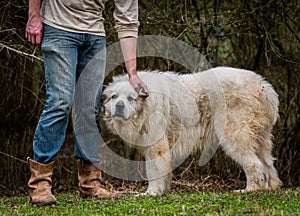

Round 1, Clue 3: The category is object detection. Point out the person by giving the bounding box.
[25,0,149,206]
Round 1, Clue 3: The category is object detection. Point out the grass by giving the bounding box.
[0,188,299,216]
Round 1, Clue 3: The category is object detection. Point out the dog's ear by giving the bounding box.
[99,94,108,113]
[138,87,149,98]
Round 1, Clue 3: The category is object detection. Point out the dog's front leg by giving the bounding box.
[142,138,173,196]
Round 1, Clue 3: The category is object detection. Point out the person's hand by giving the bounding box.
[129,75,149,97]
[25,15,43,47]
[119,37,149,97]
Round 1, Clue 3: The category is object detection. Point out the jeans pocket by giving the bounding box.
[42,24,80,49]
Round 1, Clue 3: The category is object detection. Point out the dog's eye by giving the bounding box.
[127,96,134,102]
[111,94,118,99]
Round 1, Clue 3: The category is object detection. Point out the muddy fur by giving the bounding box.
[101,67,282,196]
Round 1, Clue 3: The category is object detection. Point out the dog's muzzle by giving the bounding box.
[113,100,125,118]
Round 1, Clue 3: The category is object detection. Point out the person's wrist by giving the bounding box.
[127,69,137,78]
[28,6,41,18]
[28,12,41,20]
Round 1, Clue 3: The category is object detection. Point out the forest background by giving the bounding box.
[0,0,299,195]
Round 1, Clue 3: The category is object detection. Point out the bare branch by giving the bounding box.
[0,43,43,62]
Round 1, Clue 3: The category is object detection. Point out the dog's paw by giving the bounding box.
[135,190,163,197]
[233,189,246,193]
[135,192,150,197]
[233,188,258,193]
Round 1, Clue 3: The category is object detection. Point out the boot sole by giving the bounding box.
[31,200,56,206]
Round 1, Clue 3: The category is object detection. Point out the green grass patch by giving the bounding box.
[1,188,299,215]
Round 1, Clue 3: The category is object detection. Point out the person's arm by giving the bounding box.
[119,36,149,96]
[25,0,43,47]
[114,0,149,96]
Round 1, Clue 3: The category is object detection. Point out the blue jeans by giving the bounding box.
[33,24,106,164]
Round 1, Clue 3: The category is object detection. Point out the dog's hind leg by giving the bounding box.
[142,137,173,196]
[267,165,282,190]
[255,138,282,190]
[241,153,269,192]
[260,156,282,191]
[221,139,271,192]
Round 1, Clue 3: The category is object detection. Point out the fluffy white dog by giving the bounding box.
[101,67,282,195]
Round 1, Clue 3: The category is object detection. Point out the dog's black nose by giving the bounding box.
[114,100,125,118]
[116,100,125,110]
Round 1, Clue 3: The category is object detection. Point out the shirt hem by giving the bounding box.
[42,20,106,37]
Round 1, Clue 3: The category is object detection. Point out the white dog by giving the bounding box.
[101,67,282,195]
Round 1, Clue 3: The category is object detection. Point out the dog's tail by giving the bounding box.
[261,79,279,125]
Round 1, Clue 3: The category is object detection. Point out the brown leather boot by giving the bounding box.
[77,160,119,199]
[27,157,56,206]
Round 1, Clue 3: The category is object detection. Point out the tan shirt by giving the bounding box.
[40,0,139,38]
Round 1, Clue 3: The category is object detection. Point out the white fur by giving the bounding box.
[101,67,282,195]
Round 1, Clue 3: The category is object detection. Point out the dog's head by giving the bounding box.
[101,77,148,122]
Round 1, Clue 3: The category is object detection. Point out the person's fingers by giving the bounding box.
[28,34,33,44]
[137,82,149,97]
[26,29,34,44]
[138,87,149,97]
[142,84,149,93]
[140,82,149,94]
[129,76,149,96]
[26,32,42,47]
[30,35,36,45]
[35,33,42,46]
[25,19,43,47]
